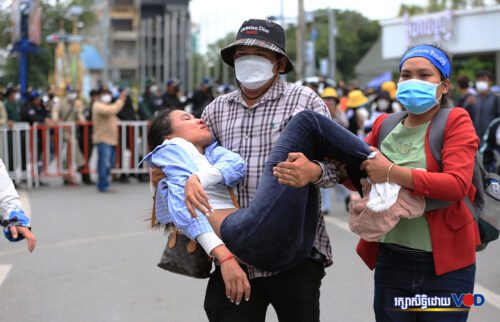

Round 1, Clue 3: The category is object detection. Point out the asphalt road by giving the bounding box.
[0,183,498,321]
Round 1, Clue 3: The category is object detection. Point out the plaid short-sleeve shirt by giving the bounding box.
[202,80,335,278]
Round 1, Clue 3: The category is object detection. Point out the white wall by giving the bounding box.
[381,6,500,60]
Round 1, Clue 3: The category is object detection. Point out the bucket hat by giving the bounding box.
[220,19,294,74]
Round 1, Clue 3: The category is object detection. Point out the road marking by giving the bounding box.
[475,284,500,310]
[324,215,350,233]
[324,215,500,311]
[0,265,12,288]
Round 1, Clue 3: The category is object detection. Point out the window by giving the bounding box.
[113,40,136,57]
[111,19,133,32]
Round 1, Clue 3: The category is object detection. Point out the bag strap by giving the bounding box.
[377,111,407,148]
[227,187,240,209]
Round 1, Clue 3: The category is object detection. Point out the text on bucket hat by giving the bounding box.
[220,19,294,74]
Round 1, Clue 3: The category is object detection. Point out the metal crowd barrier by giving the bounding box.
[1,121,151,188]
[113,121,150,175]
[31,122,77,187]
[0,123,33,188]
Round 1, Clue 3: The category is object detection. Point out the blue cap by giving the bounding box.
[30,91,40,99]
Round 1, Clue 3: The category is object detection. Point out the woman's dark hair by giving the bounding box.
[403,43,452,108]
[147,109,175,150]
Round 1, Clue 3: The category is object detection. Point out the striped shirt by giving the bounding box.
[202,80,336,278]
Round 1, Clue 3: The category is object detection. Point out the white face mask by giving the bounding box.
[68,93,77,100]
[377,99,390,111]
[14,93,21,101]
[234,55,276,90]
[101,94,112,104]
[476,81,489,93]
[150,85,158,93]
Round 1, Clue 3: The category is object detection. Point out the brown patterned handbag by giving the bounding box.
[155,185,240,279]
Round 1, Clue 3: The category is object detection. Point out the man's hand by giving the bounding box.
[273,152,322,188]
[9,226,36,253]
[185,174,213,218]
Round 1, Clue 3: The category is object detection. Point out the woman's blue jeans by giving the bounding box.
[374,244,475,322]
[220,110,371,271]
[97,143,116,192]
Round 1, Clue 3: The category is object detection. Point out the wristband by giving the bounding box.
[386,163,396,183]
[218,254,235,265]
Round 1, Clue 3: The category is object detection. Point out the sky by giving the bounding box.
[189,0,428,52]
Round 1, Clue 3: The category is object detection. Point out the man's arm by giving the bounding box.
[274,90,339,188]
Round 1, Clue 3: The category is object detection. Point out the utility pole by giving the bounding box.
[328,8,337,81]
[296,0,305,80]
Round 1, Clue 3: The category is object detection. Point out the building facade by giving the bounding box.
[356,5,500,85]
[84,0,191,91]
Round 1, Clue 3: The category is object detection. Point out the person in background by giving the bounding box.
[138,82,156,120]
[23,91,49,125]
[365,91,394,133]
[0,157,36,252]
[456,75,476,117]
[162,78,184,110]
[51,88,86,185]
[92,88,127,193]
[321,87,348,128]
[186,77,215,118]
[345,89,369,137]
[470,70,500,144]
[77,90,97,185]
[3,88,26,174]
[380,81,402,112]
[117,89,138,183]
[4,88,21,123]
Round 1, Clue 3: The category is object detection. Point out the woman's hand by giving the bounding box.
[10,226,36,253]
[185,175,213,218]
[360,147,393,184]
[212,246,251,305]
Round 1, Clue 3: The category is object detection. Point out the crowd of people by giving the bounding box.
[1,15,500,322]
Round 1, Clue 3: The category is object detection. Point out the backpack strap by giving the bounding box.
[377,111,407,148]
[428,108,453,168]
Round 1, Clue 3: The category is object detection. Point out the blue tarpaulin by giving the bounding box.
[366,70,392,89]
[80,45,105,70]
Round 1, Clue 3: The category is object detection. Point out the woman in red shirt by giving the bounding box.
[358,44,479,321]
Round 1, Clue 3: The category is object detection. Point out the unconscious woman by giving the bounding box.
[142,108,372,303]
[356,44,479,322]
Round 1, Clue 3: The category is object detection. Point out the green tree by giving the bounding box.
[1,0,95,89]
[283,9,380,81]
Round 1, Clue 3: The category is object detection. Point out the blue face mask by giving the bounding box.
[396,79,442,115]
